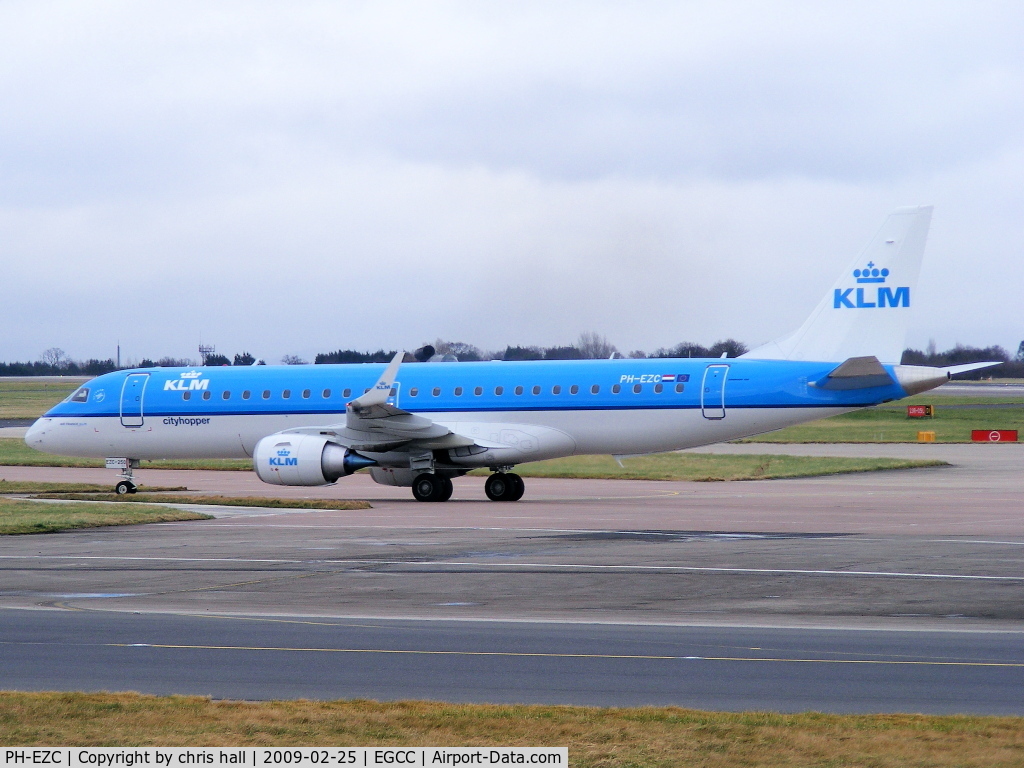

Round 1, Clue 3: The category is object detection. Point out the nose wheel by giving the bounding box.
[108,457,140,494]
[485,472,524,501]
[412,473,454,502]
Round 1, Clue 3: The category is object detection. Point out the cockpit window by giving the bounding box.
[70,388,89,403]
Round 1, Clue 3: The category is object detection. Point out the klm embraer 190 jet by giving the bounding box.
[26,207,996,502]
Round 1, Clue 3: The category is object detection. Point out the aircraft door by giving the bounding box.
[120,373,149,427]
[701,365,729,420]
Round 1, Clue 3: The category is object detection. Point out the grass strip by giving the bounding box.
[0,479,186,494]
[739,402,1024,443]
[2,693,1024,766]
[0,439,249,470]
[0,379,86,419]
[472,453,947,481]
[0,498,211,535]
[31,493,372,510]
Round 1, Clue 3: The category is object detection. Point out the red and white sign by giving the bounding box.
[971,430,1018,442]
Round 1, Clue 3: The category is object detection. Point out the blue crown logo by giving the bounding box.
[853,262,889,284]
[276,449,291,457]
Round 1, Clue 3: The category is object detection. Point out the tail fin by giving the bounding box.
[742,206,932,364]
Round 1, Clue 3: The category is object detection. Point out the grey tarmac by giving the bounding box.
[1,443,1022,711]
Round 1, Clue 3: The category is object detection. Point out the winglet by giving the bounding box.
[348,351,404,409]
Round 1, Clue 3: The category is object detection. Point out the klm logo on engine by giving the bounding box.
[269,448,297,467]
[833,263,909,309]
[163,370,210,391]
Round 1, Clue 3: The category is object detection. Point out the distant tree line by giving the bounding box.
[3,339,1022,376]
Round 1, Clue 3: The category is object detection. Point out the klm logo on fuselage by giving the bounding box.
[833,263,909,309]
[163,370,210,391]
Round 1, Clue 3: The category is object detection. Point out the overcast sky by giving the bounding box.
[2,1,1022,364]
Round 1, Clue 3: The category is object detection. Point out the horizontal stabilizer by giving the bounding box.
[943,361,1003,377]
[814,355,896,390]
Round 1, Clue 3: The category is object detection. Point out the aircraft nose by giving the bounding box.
[23,418,50,451]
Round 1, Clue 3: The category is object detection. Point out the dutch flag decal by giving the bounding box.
[661,374,676,382]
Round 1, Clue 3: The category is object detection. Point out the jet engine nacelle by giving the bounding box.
[253,433,376,486]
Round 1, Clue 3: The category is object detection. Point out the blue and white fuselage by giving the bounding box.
[24,206,995,501]
[26,356,914,460]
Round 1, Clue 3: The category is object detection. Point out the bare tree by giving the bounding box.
[576,332,618,359]
[40,347,68,369]
[281,354,307,365]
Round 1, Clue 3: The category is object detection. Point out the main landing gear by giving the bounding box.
[484,472,525,502]
[412,473,454,502]
[409,471,525,502]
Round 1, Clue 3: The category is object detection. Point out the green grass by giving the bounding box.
[0,378,87,419]
[741,401,1024,443]
[471,452,946,481]
[3,693,1024,767]
[0,497,211,535]
[3,438,945,480]
[0,479,186,493]
[31,493,372,510]
[0,438,249,469]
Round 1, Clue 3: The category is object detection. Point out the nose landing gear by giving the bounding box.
[106,458,139,494]
[484,472,525,502]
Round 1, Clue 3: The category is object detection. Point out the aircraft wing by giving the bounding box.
[278,351,500,453]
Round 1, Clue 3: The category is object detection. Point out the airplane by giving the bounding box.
[25,206,998,502]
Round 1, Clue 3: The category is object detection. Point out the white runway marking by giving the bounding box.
[2,554,1024,581]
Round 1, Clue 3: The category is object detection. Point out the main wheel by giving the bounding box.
[435,476,454,502]
[412,473,440,502]
[484,473,509,501]
[114,480,136,495]
[505,472,525,501]
[485,472,523,501]
[412,473,452,502]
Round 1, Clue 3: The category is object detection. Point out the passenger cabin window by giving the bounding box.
[322,389,331,398]
[611,384,621,394]
[432,387,441,396]
[282,390,291,399]
[590,384,600,394]
[514,386,524,395]
[409,388,418,397]
[202,391,211,400]
[182,392,191,401]
[633,384,642,394]
[343,388,351,398]
[675,383,685,393]
[364,388,370,394]
[570,385,579,395]
[474,387,482,396]
[222,391,231,400]
[495,386,504,395]
[654,383,663,394]
[302,389,311,399]
[454,387,463,396]
[531,385,541,395]
[262,390,270,399]
[242,390,251,400]
[551,385,561,395]
[70,388,89,403]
